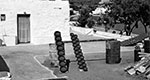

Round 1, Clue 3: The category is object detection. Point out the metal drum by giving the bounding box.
[106,40,121,64]
[144,40,150,53]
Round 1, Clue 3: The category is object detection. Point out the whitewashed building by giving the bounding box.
[0,0,70,46]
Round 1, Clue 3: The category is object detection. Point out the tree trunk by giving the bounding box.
[128,21,138,36]
[124,24,131,36]
[140,20,148,33]
[105,25,108,32]
[144,25,148,33]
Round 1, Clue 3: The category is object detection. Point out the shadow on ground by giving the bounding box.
[35,51,149,80]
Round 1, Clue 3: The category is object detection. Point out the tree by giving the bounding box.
[105,0,150,36]
[77,5,90,27]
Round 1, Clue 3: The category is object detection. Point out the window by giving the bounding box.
[1,14,6,21]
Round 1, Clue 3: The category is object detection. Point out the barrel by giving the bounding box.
[106,40,121,64]
[134,50,141,62]
[144,40,150,53]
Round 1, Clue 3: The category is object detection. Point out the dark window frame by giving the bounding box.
[1,14,6,21]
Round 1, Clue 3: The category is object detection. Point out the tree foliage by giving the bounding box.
[106,0,150,35]
[75,0,150,35]
[77,5,95,27]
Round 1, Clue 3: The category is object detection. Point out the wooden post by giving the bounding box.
[106,40,121,64]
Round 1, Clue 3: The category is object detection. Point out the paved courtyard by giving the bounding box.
[0,33,147,80]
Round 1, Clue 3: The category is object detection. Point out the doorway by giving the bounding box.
[17,14,30,44]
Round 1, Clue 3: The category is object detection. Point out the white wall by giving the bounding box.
[0,0,70,46]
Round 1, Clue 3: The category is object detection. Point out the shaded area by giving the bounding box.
[40,56,67,78]
[46,78,67,80]
[0,55,10,72]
